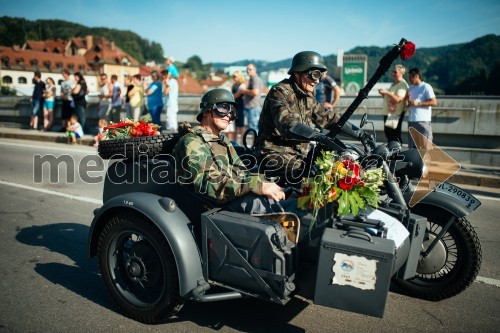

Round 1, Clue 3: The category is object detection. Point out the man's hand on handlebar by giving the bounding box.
[359,131,376,149]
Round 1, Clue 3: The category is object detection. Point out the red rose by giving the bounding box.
[342,159,360,177]
[400,41,416,60]
[338,176,356,190]
[328,188,337,199]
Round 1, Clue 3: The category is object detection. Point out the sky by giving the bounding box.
[2,0,500,64]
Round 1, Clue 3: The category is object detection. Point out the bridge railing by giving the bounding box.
[1,95,499,148]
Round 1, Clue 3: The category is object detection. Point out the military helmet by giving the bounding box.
[197,88,238,122]
[288,51,327,74]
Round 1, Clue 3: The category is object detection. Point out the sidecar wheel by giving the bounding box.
[96,212,183,323]
[393,213,482,301]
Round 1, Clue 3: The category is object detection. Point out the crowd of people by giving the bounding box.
[28,51,436,151]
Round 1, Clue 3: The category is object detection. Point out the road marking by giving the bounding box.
[475,276,500,288]
[0,141,95,153]
[474,194,500,202]
[0,180,103,205]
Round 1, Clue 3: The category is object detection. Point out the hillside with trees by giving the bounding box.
[0,16,164,63]
[215,35,500,95]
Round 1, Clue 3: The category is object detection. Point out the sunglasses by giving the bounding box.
[305,69,324,81]
[211,102,238,121]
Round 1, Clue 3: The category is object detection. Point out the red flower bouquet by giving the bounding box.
[103,118,160,140]
[298,151,385,219]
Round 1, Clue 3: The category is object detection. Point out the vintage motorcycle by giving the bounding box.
[88,39,481,323]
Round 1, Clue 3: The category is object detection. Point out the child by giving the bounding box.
[93,118,108,148]
[66,115,84,144]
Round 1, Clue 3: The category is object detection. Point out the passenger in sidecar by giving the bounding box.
[173,88,288,215]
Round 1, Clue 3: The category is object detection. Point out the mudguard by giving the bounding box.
[404,190,471,218]
[87,192,203,298]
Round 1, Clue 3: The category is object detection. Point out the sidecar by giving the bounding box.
[88,135,426,323]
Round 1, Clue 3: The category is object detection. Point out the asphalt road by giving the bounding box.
[0,139,499,333]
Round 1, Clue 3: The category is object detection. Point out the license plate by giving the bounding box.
[430,181,481,212]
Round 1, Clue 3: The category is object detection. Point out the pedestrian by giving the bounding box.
[124,75,134,120]
[315,72,340,109]
[42,77,56,131]
[162,69,179,132]
[29,71,45,130]
[254,51,372,184]
[173,88,286,214]
[231,70,246,143]
[98,73,112,124]
[93,118,108,148]
[144,70,164,128]
[165,56,179,78]
[241,63,263,132]
[406,68,438,149]
[60,69,75,132]
[70,72,88,133]
[66,114,84,145]
[127,74,144,121]
[109,74,123,124]
[378,64,409,143]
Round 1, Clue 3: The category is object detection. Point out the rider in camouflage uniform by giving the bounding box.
[174,89,285,212]
[254,51,371,184]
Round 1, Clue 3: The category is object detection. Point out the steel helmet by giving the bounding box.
[288,51,327,74]
[197,88,238,122]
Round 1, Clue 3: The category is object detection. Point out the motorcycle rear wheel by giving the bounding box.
[393,210,482,301]
[96,212,183,323]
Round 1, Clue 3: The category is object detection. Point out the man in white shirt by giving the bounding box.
[406,68,437,149]
[162,69,179,131]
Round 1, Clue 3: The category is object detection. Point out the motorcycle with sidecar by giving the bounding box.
[88,39,481,323]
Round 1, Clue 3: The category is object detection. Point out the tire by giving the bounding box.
[96,212,183,323]
[98,134,179,160]
[393,210,482,301]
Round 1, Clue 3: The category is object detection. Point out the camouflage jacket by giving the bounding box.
[254,78,339,178]
[174,126,260,204]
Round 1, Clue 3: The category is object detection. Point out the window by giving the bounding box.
[68,63,74,71]
[2,76,13,84]
[44,60,51,71]
[17,58,25,70]
[1,56,9,68]
[18,77,27,84]
[94,56,100,63]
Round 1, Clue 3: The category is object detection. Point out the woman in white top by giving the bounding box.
[42,77,56,131]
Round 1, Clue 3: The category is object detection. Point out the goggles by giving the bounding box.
[305,69,324,81]
[211,102,238,121]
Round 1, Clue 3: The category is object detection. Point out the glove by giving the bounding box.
[340,121,364,139]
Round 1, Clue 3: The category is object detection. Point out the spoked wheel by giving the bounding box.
[96,212,183,323]
[394,212,482,301]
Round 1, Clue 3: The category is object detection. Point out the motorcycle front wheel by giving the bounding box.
[393,210,482,301]
[96,212,183,323]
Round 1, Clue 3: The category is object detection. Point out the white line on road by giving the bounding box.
[0,180,103,205]
[475,276,500,288]
[474,194,500,202]
[0,140,95,153]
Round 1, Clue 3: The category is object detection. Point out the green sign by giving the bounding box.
[342,62,366,95]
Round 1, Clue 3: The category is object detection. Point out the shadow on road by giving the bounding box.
[15,222,117,312]
[15,222,311,331]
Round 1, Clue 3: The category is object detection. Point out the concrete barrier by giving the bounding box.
[1,95,499,149]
